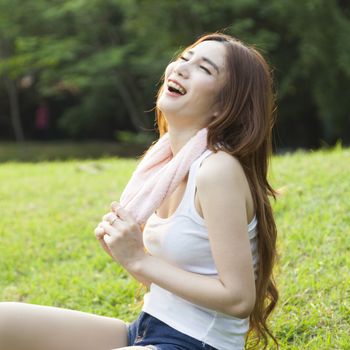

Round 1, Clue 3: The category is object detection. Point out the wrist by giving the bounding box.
[125,253,151,275]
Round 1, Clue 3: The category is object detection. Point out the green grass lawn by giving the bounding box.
[0,145,349,349]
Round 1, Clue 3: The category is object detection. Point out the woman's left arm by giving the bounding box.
[97,152,256,318]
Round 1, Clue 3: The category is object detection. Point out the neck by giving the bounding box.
[168,126,203,156]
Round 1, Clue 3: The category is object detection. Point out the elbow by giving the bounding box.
[230,301,255,319]
[224,294,256,319]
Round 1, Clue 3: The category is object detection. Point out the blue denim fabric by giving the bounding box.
[127,312,218,350]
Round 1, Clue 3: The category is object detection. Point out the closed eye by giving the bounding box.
[179,56,212,75]
[200,66,211,74]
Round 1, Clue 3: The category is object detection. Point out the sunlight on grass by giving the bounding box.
[0,145,349,348]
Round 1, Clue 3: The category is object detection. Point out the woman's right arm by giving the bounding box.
[96,227,151,287]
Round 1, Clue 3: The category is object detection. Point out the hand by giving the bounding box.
[94,202,146,270]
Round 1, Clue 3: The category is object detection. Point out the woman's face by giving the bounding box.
[157,40,227,128]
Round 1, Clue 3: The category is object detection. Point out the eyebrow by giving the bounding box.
[186,50,220,74]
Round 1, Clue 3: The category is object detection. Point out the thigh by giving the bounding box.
[0,302,128,350]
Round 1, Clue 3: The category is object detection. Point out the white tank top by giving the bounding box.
[142,149,259,350]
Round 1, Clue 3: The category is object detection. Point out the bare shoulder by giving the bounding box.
[196,150,254,222]
[196,150,247,186]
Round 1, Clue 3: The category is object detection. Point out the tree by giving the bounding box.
[1,0,350,148]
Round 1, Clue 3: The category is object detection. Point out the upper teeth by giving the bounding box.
[168,81,186,95]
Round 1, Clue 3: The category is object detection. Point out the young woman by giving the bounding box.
[0,32,279,350]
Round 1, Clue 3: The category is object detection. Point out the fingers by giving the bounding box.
[109,201,136,224]
[99,221,117,237]
[102,212,117,223]
[94,223,114,258]
[98,237,113,258]
[95,218,118,239]
[102,212,123,228]
[96,208,123,241]
[103,233,113,245]
[110,201,120,211]
[94,226,105,239]
[95,222,115,248]
[95,202,138,257]
[112,205,135,223]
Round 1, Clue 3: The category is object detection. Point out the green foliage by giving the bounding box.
[0,147,349,348]
[0,0,350,146]
[115,130,155,145]
[267,0,350,144]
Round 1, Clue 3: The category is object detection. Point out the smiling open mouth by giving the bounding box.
[167,81,187,95]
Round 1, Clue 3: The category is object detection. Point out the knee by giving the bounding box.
[0,302,14,330]
[0,301,25,326]
[0,301,21,319]
[0,302,24,347]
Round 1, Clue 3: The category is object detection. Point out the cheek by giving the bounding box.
[190,83,220,109]
[195,80,219,99]
[164,62,176,79]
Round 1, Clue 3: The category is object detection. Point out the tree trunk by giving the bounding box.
[3,74,24,142]
[121,71,154,131]
[114,77,146,132]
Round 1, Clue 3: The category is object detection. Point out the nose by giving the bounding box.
[173,60,189,79]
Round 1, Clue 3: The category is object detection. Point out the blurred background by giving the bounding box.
[0,0,349,160]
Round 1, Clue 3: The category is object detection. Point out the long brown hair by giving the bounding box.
[154,32,279,349]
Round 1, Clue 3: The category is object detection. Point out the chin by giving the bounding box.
[156,96,178,115]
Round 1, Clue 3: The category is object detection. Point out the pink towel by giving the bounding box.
[120,127,208,225]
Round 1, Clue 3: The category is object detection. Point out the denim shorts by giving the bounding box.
[127,311,218,350]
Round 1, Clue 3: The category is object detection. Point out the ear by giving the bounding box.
[212,110,221,118]
[210,112,219,123]
[212,102,222,118]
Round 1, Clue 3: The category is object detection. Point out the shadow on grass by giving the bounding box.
[1,140,344,163]
[0,141,150,162]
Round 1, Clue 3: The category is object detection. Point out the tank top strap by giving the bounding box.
[180,149,214,213]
